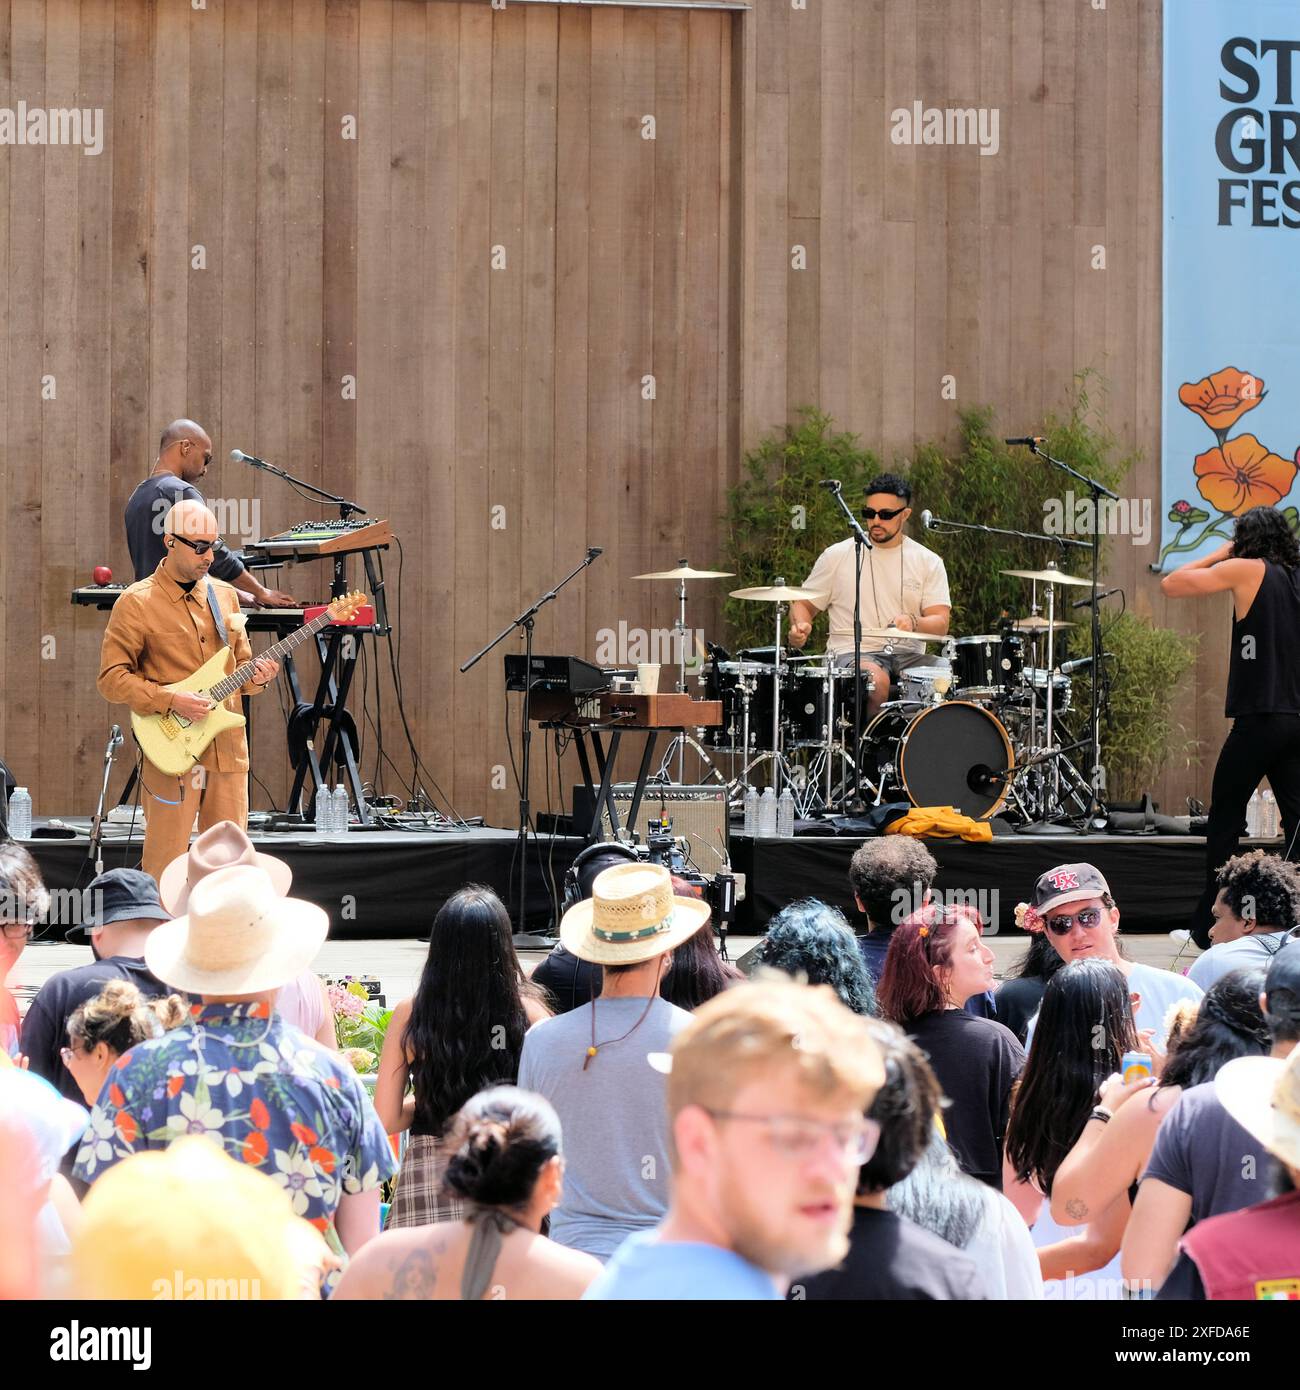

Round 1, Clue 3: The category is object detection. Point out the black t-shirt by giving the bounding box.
[797,1206,987,1300]
[531,944,601,1014]
[906,1010,1026,1189]
[21,957,168,1105]
[123,473,245,584]
[992,977,1047,1046]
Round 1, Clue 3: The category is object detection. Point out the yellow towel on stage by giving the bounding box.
[884,805,994,843]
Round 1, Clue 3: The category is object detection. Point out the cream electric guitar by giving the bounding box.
[131,590,368,775]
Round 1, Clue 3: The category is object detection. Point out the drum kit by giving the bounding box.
[634,559,1103,825]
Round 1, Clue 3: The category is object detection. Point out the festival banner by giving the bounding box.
[1159,0,1300,569]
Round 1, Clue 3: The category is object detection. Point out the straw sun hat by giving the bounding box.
[159,819,293,914]
[559,861,711,966]
[1215,1050,1300,1173]
[144,864,327,996]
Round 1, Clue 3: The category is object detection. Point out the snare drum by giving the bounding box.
[952,633,1024,700]
[698,659,778,751]
[1013,666,1072,713]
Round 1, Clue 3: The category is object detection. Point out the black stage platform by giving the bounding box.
[21,816,1248,938]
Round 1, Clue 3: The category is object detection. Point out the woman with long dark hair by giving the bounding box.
[1003,958,1139,1294]
[1162,504,1300,947]
[755,898,878,1016]
[1050,966,1270,1244]
[375,886,551,1228]
[994,927,1067,1045]
[658,919,744,1011]
[877,904,1025,1187]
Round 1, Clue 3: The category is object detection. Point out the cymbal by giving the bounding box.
[729,583,826,603]
[1000,566,1095,588]
[1012,616,1076,633]
[634,563,735,580]
[858,626,950,645]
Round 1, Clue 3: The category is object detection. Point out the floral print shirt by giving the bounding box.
[73,1002,395,1233]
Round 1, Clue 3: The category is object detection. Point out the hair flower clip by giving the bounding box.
[917,925,930,938]
[1014,902,1045,934]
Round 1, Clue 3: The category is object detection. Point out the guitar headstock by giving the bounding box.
[325,590,369,624]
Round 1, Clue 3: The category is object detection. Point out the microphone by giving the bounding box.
[920,509,935,530]
[1070,587,1121,609]
[1004,436,1046,447]
[818,479,842,491]
[108,724,123,751]
[1056,653,1114,676]
[230,449,268,469]
[587,546,603,560]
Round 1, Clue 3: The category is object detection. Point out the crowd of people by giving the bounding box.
[2,825,1299,1302]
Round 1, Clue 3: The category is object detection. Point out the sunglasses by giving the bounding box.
[1043,906,1104,935]
[861,506,906,521]
[169,532,222,556]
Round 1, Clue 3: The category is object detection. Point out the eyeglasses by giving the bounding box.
[169,532,222,557]
[704,1110,881,1163]
[59,1045,83,1067]
[1043,906,1105,935]
[861,506,906,521]
[1,921,33,942]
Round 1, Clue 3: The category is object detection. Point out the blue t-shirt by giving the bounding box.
[583,1231,782,1301]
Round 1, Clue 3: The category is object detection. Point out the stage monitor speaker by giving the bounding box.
[577,783,730,873]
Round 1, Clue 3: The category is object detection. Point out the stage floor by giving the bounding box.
[18,814,1253,940]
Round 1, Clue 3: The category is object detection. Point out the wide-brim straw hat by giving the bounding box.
[145,864,327,996]
[1215,1052,1300,1172]
[559,861,711,966]
[159,819,293,915]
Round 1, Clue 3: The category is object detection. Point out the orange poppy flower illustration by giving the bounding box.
[108,1083,125,1108]
[115,1110,138,1143]
[1194,434,1297,515]
[308,1145,336,1175]
[167,1074,185,1098]
[242,1132,269,1165]
[249,1097,271,1130]
[290,1121,319,1146]
[1179,367,1266,432]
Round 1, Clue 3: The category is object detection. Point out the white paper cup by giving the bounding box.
[637,663,661,694]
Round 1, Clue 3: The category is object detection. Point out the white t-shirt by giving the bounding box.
[802,535,951,657]
[1187,932,1292,991]
[964,1186,1044,1299]
[1026,961,1203,1051]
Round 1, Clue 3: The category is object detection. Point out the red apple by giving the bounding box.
[93,565,112,584]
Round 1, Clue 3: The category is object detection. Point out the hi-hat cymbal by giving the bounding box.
[859,626,951,645]
[634,563,735,580]
[1000,566,1095,588]
[729,583,827,603]
[1012,616,1076,633]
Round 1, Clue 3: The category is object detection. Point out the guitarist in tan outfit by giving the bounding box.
[98,500,279,881]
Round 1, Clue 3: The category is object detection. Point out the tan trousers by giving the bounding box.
[140,760,249,885]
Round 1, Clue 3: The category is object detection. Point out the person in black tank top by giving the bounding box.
[1161,507,1300,946]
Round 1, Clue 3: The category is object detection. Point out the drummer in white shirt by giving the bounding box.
[787,474,952,718]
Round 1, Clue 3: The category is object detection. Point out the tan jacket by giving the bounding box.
[97,560,266,773]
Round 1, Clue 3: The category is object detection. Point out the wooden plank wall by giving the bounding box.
[0,0,735,829]
[1,0,1218,829]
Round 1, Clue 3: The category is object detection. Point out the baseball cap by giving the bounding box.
[66,868,170,944]
[1030,863,1112,917]
[1264,939,1300,999]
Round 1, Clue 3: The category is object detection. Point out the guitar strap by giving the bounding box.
[203,580,229,646]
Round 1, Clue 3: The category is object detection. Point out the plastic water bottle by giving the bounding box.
[1246,788,1262,838]
[7,787,32,839]
[333,785,350,836]
[777,787,795,838]
[1263,789,1278,839]
[758,786,777,836]
[315,788,329,835]
[743,785,759,836]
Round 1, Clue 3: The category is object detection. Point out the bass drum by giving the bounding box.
[859,700,1014,820]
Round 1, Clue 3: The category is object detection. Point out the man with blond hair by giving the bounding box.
[585,977,884,1299]
[98,499,279,880]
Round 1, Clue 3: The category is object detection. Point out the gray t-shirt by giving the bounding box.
[517,995,692,1260]
[1187,932,1291,991]
[1143,1080,1273,1222]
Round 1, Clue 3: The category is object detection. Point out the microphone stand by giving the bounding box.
[1025,440,1117,830]
[89,727,123,876]
[460,550,603,938]
[825,485,872,814]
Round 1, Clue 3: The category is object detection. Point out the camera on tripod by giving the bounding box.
[639,814,736,929]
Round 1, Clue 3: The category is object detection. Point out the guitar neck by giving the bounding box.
[207,609,335,701]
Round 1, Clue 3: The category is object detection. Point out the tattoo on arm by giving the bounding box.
[1064,1198,1089,1221]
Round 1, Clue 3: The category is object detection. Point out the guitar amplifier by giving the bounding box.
[575,783,730,873]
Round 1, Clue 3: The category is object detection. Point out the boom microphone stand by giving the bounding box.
[460,548,603,938]
[823,482,871,813]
